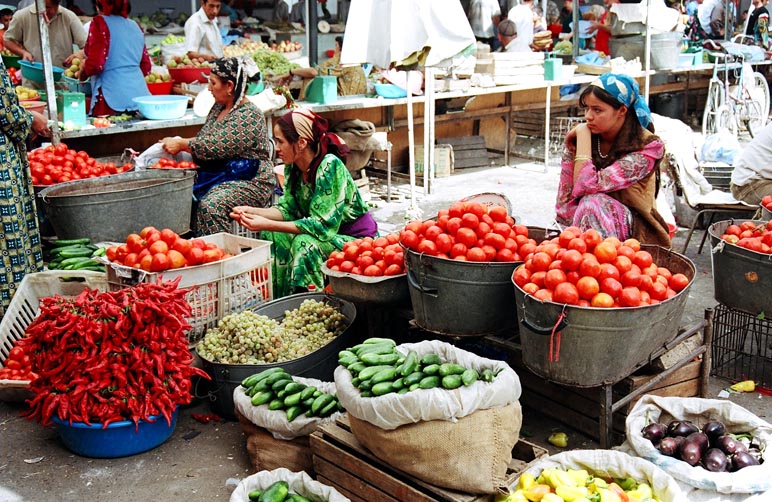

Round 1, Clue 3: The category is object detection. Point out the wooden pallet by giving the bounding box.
[235,408,314,475]
[310,415,547,502]
[440,136,490,170]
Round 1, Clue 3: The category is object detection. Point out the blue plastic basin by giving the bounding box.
[52,408,178,458]
[19,60,64,83]
[132,95,189,120]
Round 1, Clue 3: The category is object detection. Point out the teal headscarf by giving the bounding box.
[590,73,652,129]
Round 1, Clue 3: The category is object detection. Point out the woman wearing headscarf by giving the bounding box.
[230,108,377,298]
[161,57,274,235]
[78,0,151,116]
[556,73,671,247]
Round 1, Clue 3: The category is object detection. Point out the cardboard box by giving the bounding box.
[55,91,87,127]
[415,144,454,177]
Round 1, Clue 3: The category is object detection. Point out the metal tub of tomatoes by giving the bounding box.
[709,219,772,316]
[322,233,409,306]
[513,228,696,387]
[38,169,195,243]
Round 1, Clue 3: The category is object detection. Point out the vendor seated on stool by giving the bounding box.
[730,122,772,204]
[280,36,366,98]
[497,19,519,51]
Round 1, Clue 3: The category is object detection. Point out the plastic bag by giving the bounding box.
[699,130,742,165]
[229,468,350,502]
[160,42,187,64]
[232,376,342,440]
[335,339,521,430]
[134,141,194,169]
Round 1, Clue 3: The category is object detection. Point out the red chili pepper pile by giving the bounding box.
[18,278,209,429]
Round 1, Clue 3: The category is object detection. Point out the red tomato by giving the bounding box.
[576,276,600,300]
[553,282,579,305]
[466,247,486,261]
[591,292,614,308]
[669,273,690,292]
[619,287,642,307]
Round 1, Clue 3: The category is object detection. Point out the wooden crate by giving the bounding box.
[310,414,547,502]
[441,136,489,170]
[508,349,704,445]
[235,408,314,475]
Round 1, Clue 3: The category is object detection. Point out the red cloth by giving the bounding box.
[97,0,129,18]
[595,12,610,55]
[548,23,563,39]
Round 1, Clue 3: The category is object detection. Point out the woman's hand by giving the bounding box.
[234,212,272,232]
[30,111,50,137]
[566,122,590,147]
[160,137,189,155]
[230,205,261,217]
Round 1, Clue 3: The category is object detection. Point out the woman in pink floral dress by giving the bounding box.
[555,73,671,247]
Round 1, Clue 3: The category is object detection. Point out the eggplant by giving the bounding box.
[668,420,700,437]
[686,432,710,453]
[702,420,727,443]
[716,435,748,455]
[703,448,729,472]
[658,436,680,457]
[679,439,703,466]
[732,450,761,471]
[642,423,667,444]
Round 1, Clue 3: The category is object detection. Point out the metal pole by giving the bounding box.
[572,0,579,60]
[724,0,731,41]
[308,0,319,66]
[36,0,59,144]
[644,0,651,104]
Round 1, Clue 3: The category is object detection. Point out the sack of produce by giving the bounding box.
[233,372,342,440]
[230,467,349,502]
[509,449,685,502]
[626,395,772,494]
[335,338,522,494]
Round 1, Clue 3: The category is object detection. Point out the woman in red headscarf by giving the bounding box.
[230,108,377,298]
[78,0,151,116]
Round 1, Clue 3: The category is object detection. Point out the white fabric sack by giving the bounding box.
[625,395,772,494]
[517,449,686,502]
[133,141,194,169]
[335,339,521,430]
[229,467,350,502]
[161,41,187,64]
[233,376,342,440]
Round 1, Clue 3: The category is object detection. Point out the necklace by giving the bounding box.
[596,136,609,160]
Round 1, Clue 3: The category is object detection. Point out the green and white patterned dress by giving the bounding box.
[189,101,274,235]
[0,65,43,318]
[263,153,370,298]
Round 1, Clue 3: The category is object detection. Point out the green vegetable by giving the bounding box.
[283,382,306,394]
[461,368,479,386]
[421,353,442,366]
[319,399,338,416]
[271,378,293,392]
[58,247,96,258]
[422,364,440,376]
[311,393,334,415]
[403,371,425,386]
[482,368,496,382]
[370,367,397,384]
[439,363,465,377]
[371,381,394,396]
[268,398,284,411]
[285,405,303,422]
[419,376,440,389]
[52,237,91,247]
[358,365,394,381]
[347,361,366,375]
[299,386,317,401]
[241,367,285,388]
[400,351,418,376]
[441,374,463,389]
[285,494,310,502]
[360,351,400,366]
[258,480,289,502]
[251,390,274,406]
[284,391,303,407]
[247,489,263,501]
[356,343,398,357]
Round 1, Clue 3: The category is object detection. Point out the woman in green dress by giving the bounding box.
[230,108,377,298]
[0,62,51,318]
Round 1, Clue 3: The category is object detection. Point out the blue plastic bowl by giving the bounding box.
[132,95,189,120]
[374,83,407,99]
[19,60,64,83]
[52,408,178,458]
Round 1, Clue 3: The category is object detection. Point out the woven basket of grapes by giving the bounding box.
[196,292,356,419]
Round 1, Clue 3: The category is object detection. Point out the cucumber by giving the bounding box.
[248,489,263,501]
[277,389,288,399]
[338,355,358,368]
[271,378,293,392]
[441,374,463,389]
[247,385,261,397]
[337,349,357,360]
[403,371,425,386]
[360,351,400,366]
[53,238,91,247]
[268,399,285,411]
[258,480,289,502]
[311,393,334,415]
[421,353,442,366]
[283,382,306,394]
[92,247,106,257]
[49,244,88,256]
[398,387,410,395]
[422,364,440,376]
[439,363,465,377]
[285,494,311,502]
[370,367,397,384]
[355,343,398,357]
[409,383,420,392]
[58,247,96,258]
[251,390,274,406]
[400,351,418,377]
[299,386,317,401]
[57,256,93,268]
[358,379,372,391]
[461,368,479,386]
[285,405,303,422]
[313,390,322,398]
[391,377,404,390]
[351,377,361,387]
[302,396,315,408]
[360,390,373,398]
[361,337,396,346]
[358,365,394,381]
[242,367,285,388]
[371,381,394,396]
[419,376,440,389]
[319,399,338,416]
[482,368,496,382]
[347,361,366,375]
[284,391,303,407]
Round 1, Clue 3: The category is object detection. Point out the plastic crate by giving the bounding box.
[63,75,92,96]
[105,233,273,345]
[229,219,261,240]
[711,303,772,388]
[0,270,108,401]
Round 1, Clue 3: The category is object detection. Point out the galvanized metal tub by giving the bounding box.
[322,264,409,306]
[762,206,771,221]
[38,170,195,242]
[515,245,696,387]
[709,219,772,316]
[197,293,356,419]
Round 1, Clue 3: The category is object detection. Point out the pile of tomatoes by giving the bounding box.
[399,201,533,262]
[8,67,21,85]
[513,227,691,308]
[762,195,772,213]
[106,226,231,272]
[0,345,37,381]
[718,220,772,254]
[325,234,405,277]
[29,142,132,186]
[150,158,198,169]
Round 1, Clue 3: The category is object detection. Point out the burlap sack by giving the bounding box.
[348,401,522,494]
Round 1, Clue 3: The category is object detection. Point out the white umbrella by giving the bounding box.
[340,0,475,216]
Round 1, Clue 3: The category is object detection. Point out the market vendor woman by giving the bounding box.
[161,57,274,235]
[230,108,376,298]
[556,73,671,247]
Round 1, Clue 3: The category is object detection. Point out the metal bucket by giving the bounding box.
[322,264,410,306]
[197,293,356,419]
[515,245,696,387]
[709,219,772,315]
[38,170,195,242]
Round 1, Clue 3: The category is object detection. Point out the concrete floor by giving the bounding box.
[1,159,769,502]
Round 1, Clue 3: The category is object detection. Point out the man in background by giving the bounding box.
[0,8,13,51]
[508,0,536,51]
[497,18,519,51]
[468,0,502,50]
[184,0,223,62]
[731,122,772,204]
